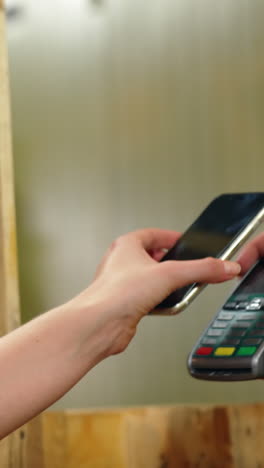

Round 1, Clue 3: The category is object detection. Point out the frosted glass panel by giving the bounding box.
[7,0,264,408]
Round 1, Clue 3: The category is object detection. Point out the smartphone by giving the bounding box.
[188,258,264,381]
[152,193,264,315]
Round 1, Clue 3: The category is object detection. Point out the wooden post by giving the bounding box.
[0,2,43,466]
[0,0,21,464]
[0,0,20,335]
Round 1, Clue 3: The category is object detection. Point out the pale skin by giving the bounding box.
[0,228,247,439]
[237,232,264,276]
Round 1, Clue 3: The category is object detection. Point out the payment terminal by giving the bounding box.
[188,258,264,381]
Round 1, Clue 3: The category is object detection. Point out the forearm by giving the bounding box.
[0,228,242,439]
[0,290,115,439]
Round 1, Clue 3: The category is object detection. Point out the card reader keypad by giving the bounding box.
[195,296,264,358]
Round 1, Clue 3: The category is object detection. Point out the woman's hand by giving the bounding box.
[0,227,241,439]
[76,228,241,356]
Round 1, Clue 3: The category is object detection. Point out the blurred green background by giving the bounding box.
[6,0,264,409]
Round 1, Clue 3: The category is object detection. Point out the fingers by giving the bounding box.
[149,248,169,261]
[158,257,241,291]
[237,233,264,275]
[132,228,182,251]
[94,229,181,280]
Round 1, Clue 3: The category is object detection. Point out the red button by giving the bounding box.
[196,346,213,356]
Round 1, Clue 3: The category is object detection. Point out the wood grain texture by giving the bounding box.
[0,3,43,466]
[229,403,264,468]
[0,0,19,337]
[39,404,264,468]
[0,1,22,464]
[2,403,264,467]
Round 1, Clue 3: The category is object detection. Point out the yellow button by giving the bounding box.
[214,347,235,356]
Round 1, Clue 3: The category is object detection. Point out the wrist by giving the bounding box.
[64,288,121,364]
[67,281,136,361]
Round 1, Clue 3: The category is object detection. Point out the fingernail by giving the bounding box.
[224,262,241,276]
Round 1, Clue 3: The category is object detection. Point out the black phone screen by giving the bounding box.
[157,193,264,309]
[231,259,264,301]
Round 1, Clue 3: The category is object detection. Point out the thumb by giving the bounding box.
[155,257,241,297]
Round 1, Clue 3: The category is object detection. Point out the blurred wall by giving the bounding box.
[6,0,264,409]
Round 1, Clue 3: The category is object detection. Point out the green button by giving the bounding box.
[236,346,257,356]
